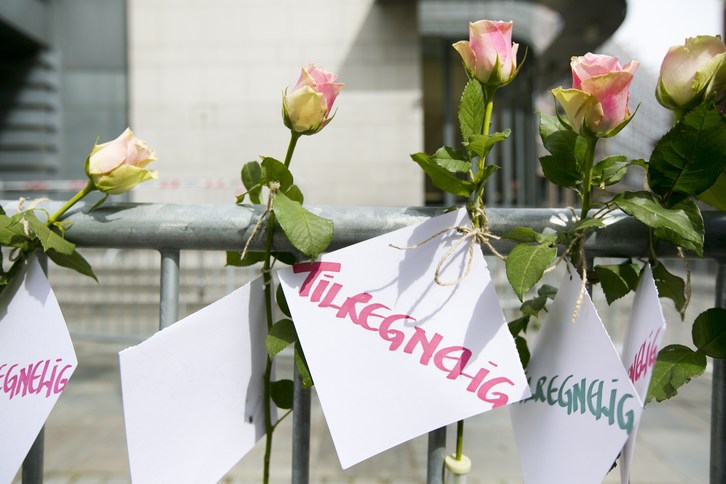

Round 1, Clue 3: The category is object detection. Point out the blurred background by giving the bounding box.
[2,0,724,482]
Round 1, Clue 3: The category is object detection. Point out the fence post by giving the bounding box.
[159,250,180,329]
[292,368,311,484]
[426,427,447,484]
[710,261,726,483]
[22,254,48,484]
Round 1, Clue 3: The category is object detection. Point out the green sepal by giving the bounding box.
[646,344,706,403]
[270,379,294,409]
[692,307,726,358]
[273,191,333,260]
[506,243,558,301]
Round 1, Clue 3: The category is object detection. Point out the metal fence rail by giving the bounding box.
[13,201,726,484]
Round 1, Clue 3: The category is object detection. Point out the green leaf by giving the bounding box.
[652,261,687,318]
[46,249,98,281]
[514,336,530,368]
[697,169,726,211]
[506,243,558,301]
[285,184,304,204]
[294,343,313,388]
[648,102,726,199]
[226,251,296,267]
[502,227,544,243]
[410,152,475,197]
[273,252,297,265]
[430,146,471,174]
[509,316,530,336]
[23,212,75,255]
[458,79,485,140]
[692,307,726,358]
[570,217,605,233]
[270,379,294,409]
[592,155,629,188]
[646,344,706,403]
[240,161,262,204]
[613,191,704,256]
[226,251,266,267]
[466,130,511,160]
[276,284,291,317]
[261,157,294,192]
[273,191,333,260]
[594,262,640,305]
[538,112,587,188]
[520,284,557,317]
[266,318,297,358]
[0,214,31,249]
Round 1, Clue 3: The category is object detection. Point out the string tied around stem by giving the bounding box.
[389,208,504,287]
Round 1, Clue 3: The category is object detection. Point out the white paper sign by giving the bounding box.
[0,256,77,483]
[510,266,643,484]
[620,264,666,484]
[120,276,270,484]
[277,208,530,469]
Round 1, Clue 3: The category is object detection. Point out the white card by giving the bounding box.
[620,264,666,484]
[0,256,77,483]
[510,266,642,484]
[277,208,530,469]
[120,276,270,484]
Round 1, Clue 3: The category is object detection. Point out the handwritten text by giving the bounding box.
[293,261,515,409]
[0,358,73,400]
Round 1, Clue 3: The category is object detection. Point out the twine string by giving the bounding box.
[389,209,504,286]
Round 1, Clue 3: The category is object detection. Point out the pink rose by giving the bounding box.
[452,20,520,88]
[85,128,157,194]
[552,53,639,137]
[283,65,343,134]
[656,35,726,113]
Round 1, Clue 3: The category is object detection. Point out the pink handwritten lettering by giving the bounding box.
[292,261,515,409]
[627,328,661,383]
[0,358,73,400]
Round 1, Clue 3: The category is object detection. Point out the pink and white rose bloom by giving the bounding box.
[453,20,520,88]
[85,128,157,194]
[656,35,726,113]
[283,65,343,134]
[552,53,639,137]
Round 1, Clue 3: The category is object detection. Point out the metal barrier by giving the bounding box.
[15,201,726,484]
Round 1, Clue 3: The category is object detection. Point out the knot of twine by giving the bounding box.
[237,182,280,282]
[389,209,504,287]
